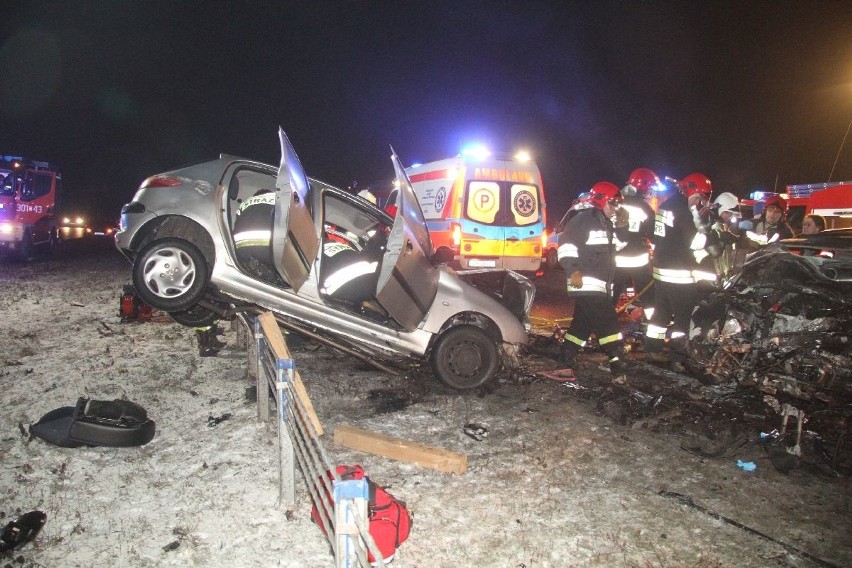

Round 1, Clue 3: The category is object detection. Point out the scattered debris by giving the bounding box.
[538,368,575,382]
[462,423,489,441]
[207,413,232,427]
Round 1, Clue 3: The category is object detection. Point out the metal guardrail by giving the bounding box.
[244,312,387,568]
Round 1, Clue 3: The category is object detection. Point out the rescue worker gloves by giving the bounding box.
[569,271,583,289]
[614,207,630,228]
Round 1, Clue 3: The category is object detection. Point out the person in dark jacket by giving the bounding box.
[557,181,629,374]
[749,194,794,245]
[613,168,659,320]
[644,173,714,360]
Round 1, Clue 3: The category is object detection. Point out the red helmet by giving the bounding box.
[626,168,660,196]
[589,181,622,210]
[762,194,788,214]
[679,173,713,199]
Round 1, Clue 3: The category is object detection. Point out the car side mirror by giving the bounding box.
[431,247,454,266]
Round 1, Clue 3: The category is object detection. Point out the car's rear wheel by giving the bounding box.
[431,325,499,390]
[132,238,208,311]
[168,304,219,328]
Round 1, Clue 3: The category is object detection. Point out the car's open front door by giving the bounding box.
[375,149,439,330]
[272,128,320,291]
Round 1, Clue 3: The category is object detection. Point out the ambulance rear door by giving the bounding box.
[461,158,543,271]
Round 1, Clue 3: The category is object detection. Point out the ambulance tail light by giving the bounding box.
[541,230,548,248]
[451,223,461,247]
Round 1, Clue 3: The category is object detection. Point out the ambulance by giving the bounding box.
[403,148,546,272]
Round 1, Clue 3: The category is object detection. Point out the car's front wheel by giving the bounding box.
[431,325,500,390]
[132,238,209,311]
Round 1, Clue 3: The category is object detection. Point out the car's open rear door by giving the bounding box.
[375,149,439,330]
[272,128,320,291]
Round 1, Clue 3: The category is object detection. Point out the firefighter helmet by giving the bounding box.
[625,168,660,196]
[713,192,739,214]
[762,194,788,214]
[589,182,622,210]
[679,173,713,200]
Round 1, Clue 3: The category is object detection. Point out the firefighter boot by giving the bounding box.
[196,328,220,357]
[559,341,580,369]
[206,323,227,351]
[643,336,668,363]
[667,335,690,363]
[607,345,634,376]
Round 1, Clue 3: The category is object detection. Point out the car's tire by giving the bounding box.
[168,304,220,328]
[431,325,500,390]
[132,238,209,311]
[545,248,558,270]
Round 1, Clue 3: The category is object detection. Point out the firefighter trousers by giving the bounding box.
[564,292,623,356]
[644,280,698,352]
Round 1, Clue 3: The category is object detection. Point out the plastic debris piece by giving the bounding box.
[0,511,46,552]
[736,459,757,472]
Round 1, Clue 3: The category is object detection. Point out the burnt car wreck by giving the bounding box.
[689,239,851,403]
[683,235,851,473]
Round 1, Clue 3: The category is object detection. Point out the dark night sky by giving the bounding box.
[2,1,852,223]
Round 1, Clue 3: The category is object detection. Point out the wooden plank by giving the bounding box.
[334,424,467,474]
[257,312,324,437]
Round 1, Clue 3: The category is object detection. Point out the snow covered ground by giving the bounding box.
[1,238,850,568]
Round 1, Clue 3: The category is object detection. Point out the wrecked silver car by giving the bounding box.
[689,231,851,404]
[115,128,533,389]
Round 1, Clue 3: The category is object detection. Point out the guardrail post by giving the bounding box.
[333,478,370,568]
[255,316,270,422]
[277,357,296,506]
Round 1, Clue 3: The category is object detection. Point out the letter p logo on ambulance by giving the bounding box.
[472,187,496,213]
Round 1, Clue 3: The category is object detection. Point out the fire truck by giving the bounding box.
[0,155,62,259]
[742,181,852,232]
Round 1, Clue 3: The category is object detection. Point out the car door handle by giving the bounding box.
[506,237,519,242]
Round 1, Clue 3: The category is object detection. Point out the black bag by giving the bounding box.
[30,398,156,447]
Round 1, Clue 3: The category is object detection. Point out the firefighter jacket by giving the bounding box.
[557,208,625,295]
[233,191,275,250]
[652,192,712,285]
[614,194,655,269]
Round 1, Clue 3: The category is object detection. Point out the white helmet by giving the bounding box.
[713,192,739,214]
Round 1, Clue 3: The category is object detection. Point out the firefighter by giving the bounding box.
[320,223,386,308]
[644,173,714,360]
[613,168,659,320]
[707,191,746,283]
[557,181,630,374]
[232,189,282,284]
[750,194,794,245]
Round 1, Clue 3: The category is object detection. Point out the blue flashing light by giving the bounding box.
[409,162,422,168]
[460,144,491,160]
[751,191,765,201]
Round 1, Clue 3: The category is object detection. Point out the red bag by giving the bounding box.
[310,465,412,564]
